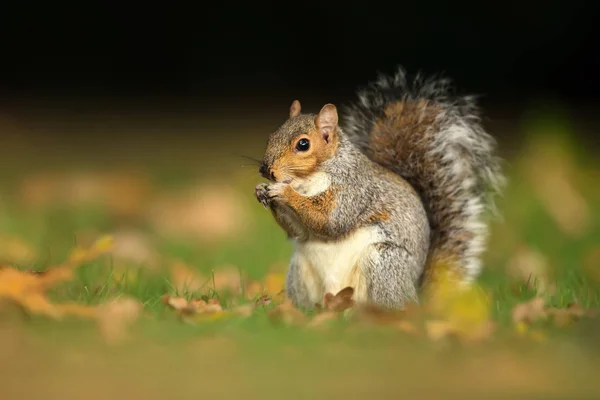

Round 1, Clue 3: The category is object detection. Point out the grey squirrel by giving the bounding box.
[255,67,505,310]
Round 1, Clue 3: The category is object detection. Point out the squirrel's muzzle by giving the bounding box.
[259,162,275,181]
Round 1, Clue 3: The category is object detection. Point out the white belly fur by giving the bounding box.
[293,226,380,305]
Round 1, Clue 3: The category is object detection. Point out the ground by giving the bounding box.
[0,102,599,399]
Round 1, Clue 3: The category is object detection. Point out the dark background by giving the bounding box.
[0,1,598,147]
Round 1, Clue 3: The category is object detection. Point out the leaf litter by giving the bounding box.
[1,235,599,347]
[0,235,146,344]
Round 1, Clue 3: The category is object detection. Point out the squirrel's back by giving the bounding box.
[342,67,505,283]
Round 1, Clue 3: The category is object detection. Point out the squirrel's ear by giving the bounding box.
[315,104,338,143]
[289,100,301,118]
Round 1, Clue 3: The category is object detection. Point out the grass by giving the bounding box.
[1,104,600,399]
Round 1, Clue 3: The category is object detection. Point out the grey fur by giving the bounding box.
[258,128,430,309]
[255,66,504,309]
[342,66,505,281]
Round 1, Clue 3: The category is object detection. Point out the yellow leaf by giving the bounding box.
[263,273,285,296]
[0,236,114,319]
[515,321,528,335]
[93,235,114,253]
[67,248,88,264]
[426,266,491,333]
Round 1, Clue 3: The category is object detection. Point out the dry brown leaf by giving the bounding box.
[205,298,224,313]
[546,303,598,328]
[307,311,339,329]
[244,273,286,301]
[267,300,307,326]
[512,297,548,324]
[256,295,272,306]
[161,295,209,316]
[211,266,243,295]
[162,295,225,319]
[322,287,355,312]
[244,281,263,299]
[168,260,207,294]
[96,297,143,344]
[189,298,208,311]
[161,295,191,312]
[352,303,420,332]
[513,297,597,330]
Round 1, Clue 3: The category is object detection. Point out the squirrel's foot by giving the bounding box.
[255,182,290,209]
[254,183,270,209]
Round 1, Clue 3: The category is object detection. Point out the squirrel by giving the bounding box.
[254,66,505,310]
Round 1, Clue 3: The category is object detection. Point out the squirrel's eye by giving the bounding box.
[295,138,310,152]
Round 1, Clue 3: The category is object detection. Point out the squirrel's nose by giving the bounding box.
[259,162,270,180]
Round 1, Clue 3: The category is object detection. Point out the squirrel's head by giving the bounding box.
[259,100,339,183]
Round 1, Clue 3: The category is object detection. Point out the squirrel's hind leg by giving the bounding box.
[285,252,322,310]
[361,242,422,309]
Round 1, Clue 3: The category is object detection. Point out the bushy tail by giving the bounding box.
[342,66,505,283]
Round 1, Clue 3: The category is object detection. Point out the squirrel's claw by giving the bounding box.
[254,183,270,209]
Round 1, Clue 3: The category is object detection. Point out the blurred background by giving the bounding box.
[1,2,600,398]
[0,1,599,294]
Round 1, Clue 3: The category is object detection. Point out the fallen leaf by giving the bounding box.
[263,273,285,296]
[244,273,287,301]
[256,295,272,306]
[161,295,191,312]
[322,287,355,312]
[512,297,547,324]
[307,311,339,329]
[205,298,223,313]
[212,266,243,295]
[546,303,598,328]
[161,294,227,323]
[351,303,420,335]
[0,236,113,319]
[168,260,207,294]
[267,300,307,326]
[424,263,493,341]
[244,281,264,299]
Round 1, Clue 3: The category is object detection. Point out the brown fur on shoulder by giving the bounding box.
[280,184,337,232]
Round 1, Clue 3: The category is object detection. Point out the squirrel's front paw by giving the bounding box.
[255,182,289,209]
[255,183,270,208]
[266,182,288,199]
